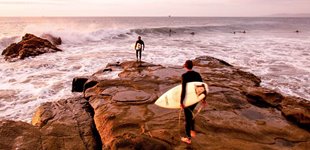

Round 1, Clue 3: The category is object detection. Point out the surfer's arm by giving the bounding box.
[180,76,186,106]
[134,42,137,49]
[142,42,145,50]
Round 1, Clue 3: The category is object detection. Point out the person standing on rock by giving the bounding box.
[180,60,207,144]
[134,36,145,62]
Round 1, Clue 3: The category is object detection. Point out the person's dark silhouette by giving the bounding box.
[180,60,206,144]
[134,36,145,62]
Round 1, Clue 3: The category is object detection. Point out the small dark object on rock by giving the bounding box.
[103,68,113,72]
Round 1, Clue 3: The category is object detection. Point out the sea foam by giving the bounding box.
[0,17,309,122]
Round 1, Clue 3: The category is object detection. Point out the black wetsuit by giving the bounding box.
[180,70,203,138]
[135,39,144,61]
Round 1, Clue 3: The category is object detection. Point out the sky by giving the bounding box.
[0,0,310,17]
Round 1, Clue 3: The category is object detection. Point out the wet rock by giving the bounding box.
[1,33,62,61]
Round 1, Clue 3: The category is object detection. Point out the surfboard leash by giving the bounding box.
[192,104,204,120]
[178,108,183,138]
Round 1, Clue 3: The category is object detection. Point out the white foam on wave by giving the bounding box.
[200,33,310,100]
[22,23,132,45]
[0,36,20,49]
[0,57,68,121]
[0,32,210,122]
[0,43,133,122]
[1,18,310,123]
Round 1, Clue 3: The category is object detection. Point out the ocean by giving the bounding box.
[0,17,309,122]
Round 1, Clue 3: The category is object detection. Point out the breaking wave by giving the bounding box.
[0,17,309,123]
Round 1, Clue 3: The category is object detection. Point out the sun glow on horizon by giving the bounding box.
[0,0,310,17]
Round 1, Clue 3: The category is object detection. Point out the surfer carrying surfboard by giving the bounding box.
[134,36,145,62]
[180,60,207,144]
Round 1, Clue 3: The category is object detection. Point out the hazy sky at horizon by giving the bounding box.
[0,0,310,16]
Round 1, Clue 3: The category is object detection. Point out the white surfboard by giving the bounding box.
[135,43,142,50]
[155,82,209,109]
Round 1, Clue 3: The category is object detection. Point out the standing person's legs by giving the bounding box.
[184,108,193,138]
[182,105,196,144]
[138,50,142,61]
[185,103,197,136]
[188,104,197,136]
[136,50,139,61]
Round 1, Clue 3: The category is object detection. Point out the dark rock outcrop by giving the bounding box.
[1,33,62,61]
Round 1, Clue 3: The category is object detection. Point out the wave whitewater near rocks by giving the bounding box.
[0,17,310,123]
[0,54,309,149]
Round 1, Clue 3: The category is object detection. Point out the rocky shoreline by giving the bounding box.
[1,55,309,149]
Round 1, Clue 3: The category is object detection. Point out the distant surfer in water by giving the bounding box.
[180,60,206,144]
[134,36,145,62]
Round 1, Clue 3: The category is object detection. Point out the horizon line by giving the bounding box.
[0,15,310,18]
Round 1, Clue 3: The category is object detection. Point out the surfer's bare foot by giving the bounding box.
[181,137,191,144]
[190,130,196,137]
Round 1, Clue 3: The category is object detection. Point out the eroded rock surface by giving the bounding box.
[0,120,41,150]
[79,56,309,149]
[1,56,309,150]
[0,98,100,150]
